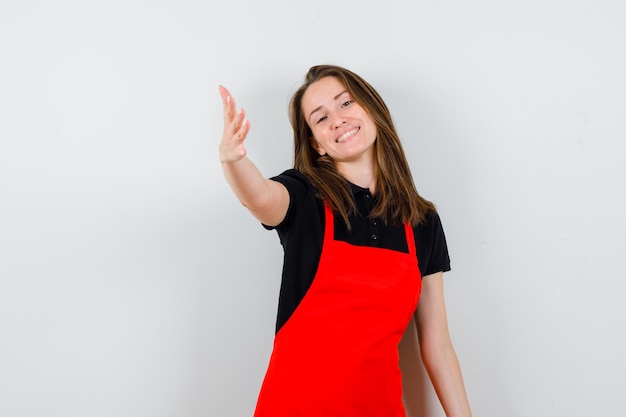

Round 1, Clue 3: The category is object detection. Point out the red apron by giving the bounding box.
[254,203,422,416]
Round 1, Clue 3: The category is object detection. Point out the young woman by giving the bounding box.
[219,65,473,417]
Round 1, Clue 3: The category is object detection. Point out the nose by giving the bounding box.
[333,114,346,128]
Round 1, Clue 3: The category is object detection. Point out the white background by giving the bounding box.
[1,1,625,416]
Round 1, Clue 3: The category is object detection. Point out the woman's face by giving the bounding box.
[301,76,377,163]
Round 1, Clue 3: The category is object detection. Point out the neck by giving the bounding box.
[336,157,377,194]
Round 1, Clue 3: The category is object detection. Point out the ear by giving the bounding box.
[309,136,327,156]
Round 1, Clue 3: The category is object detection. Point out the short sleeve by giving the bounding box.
[414,211,451,277]
[262,169,313,231]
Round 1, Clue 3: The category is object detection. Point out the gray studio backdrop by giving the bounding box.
[1,1,625,416]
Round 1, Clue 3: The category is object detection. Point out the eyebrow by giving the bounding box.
[308,90,349,121]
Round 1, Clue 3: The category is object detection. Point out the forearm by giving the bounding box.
[222,157,272,210]
[420,340,473,417]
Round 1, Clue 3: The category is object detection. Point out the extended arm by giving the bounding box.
[218,86,289,226]
[415,272,473,417]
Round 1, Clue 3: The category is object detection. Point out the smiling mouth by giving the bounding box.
[336,127,360,143]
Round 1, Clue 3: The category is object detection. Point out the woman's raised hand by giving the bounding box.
[219,85,251,163]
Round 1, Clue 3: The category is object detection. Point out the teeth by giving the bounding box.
[337,128,359,143]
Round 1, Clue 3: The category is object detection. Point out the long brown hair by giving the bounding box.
[289,65,435,228]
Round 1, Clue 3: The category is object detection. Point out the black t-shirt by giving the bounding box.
[265,169,451,334]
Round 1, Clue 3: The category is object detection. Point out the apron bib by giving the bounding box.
[254,203,421,417]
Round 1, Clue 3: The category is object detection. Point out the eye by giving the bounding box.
[341,100,352,108]
[316,115,327,124]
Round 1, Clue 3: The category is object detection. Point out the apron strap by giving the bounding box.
[404,223,417,257]
[323,201,334,240]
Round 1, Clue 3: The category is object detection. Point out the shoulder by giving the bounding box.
[414,210,445,236]
[270,168,313,190]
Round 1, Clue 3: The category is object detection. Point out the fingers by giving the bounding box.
[218,85,251,162]
[235,117,250,142]
[231,107,246,133]
[219,85,237,124]
[219,87,248,135]
[234,120,250,159]
[218,85,230,102]
[220,117,250,162]
[219,85,247,128]
[230,109,250,144]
